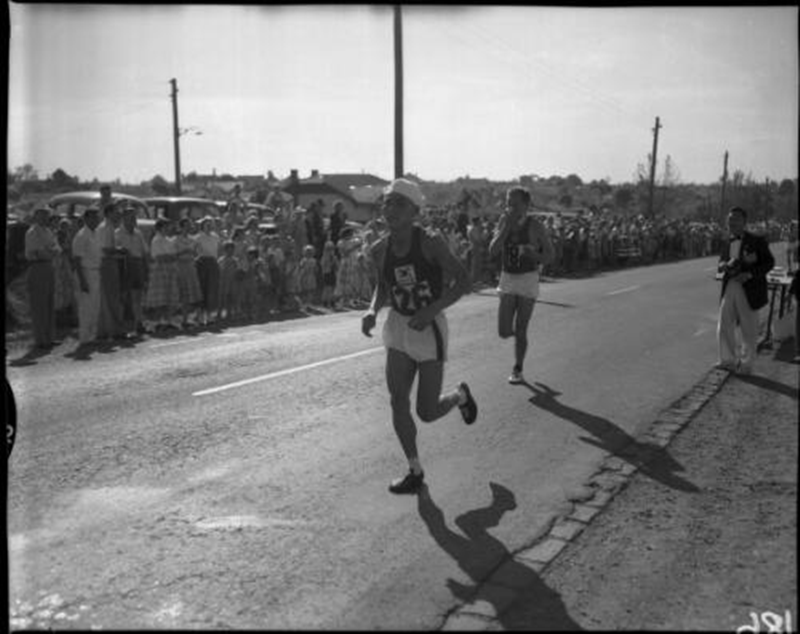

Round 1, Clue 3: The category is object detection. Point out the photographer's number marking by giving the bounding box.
[737,609,793,633]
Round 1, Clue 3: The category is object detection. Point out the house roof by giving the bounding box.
[279,172,390,205]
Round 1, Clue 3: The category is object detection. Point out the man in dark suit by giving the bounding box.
[716,206,775,374]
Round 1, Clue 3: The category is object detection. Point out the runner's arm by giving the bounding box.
[488,214,509,259]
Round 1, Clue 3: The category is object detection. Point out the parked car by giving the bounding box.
[144,197,221,225]
[47,191,156,239]
[5,214,30,282]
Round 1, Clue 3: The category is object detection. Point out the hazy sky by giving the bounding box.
[8,4,799,186]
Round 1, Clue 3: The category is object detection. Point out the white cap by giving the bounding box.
[384,178,424,208]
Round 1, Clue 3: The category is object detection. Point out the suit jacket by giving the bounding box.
[717,230,775,310]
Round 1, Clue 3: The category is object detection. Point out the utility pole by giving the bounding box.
[393,5,403,179]
[764,177,772,225]
[170,78,182,195]
[647,116,661,218]
[720,150,729,218]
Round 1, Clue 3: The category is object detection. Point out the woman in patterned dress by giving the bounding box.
[53,218,77,324]
[145,219,180,331]
[174,218,203,327]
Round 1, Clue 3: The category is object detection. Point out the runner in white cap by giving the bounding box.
[489,186,554,384]
[362,178,478,494]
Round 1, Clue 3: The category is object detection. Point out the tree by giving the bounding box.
[50,168,77,188]
[614,187,634,209]
[565,173,583,188]
[655,155,681,216]
[590,179,612,196]
[13,163,38,182]
[150,174,172,195]
[778,178,795,198]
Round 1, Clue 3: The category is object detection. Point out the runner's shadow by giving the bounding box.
[525,382,699,493]
[735,374,798,400]
[417,483,582,631]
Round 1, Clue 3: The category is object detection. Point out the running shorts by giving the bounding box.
[497,270,540,300]
[382,308,448,363]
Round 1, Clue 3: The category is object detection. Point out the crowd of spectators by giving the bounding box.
[7,186,797,349]
[9,192,386,345]
[416,204,795,287]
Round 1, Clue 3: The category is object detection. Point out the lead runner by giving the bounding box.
[362,178,478,495]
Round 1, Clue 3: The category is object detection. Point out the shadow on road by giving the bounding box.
[417,482,583,631]
[771,337,800,367]
[525,382,700,493]
[734,373,798,400]
[7,346,52,367]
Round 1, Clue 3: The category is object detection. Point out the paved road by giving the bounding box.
[8,256,725,629]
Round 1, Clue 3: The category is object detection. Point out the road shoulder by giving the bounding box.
[498,342,798,631]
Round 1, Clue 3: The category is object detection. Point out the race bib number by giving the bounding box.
[392,264,433,313]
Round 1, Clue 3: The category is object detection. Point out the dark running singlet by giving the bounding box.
[383,226,443,317]
[502,215,539,274]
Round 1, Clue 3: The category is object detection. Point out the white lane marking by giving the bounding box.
[193,346,383,396]
[693,327,711,337]
[606,285,640,296]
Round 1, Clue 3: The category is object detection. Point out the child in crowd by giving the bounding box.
[283,244,300,311]
[297,244,319,308]
[319,240,339,308]
[240,246,260,322]
[335,232,361,308]
[253,243,274,320]
[266,235,285,310]
[356,249,373,305]
[217,240,239,322]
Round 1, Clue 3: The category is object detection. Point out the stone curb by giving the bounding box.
[438,365,732,630]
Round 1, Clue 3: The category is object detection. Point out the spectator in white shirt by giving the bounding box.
[194,216,221,326]
[71,207,103,346]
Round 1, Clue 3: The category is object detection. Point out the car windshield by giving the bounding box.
[50,196,150,221]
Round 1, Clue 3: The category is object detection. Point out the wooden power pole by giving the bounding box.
[393,5,403,179]
[170,78,182,195]
[647,116,661,218]
[720,150,729,217]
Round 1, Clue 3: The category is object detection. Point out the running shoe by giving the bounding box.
[508,368,525,385]
[389,470,425,494]
[458,382,478,425]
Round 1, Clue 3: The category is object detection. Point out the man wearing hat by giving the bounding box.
[24,206,61,348]
[362,178,478,495]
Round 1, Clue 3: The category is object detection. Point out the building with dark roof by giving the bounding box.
[280,169,390,222]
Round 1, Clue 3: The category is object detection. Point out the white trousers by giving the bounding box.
[76,268,101,344]
[717,280,759,369]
